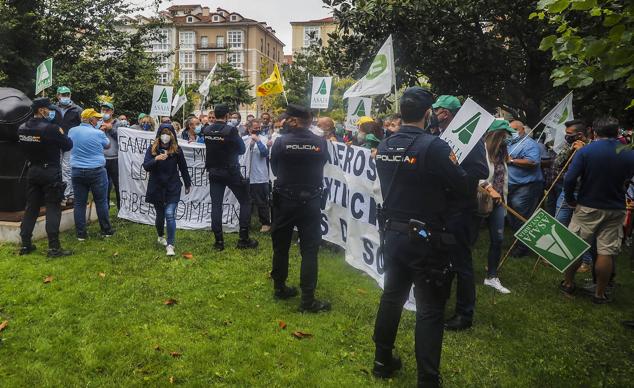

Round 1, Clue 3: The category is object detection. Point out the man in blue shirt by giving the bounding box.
[507,120,544,256]
[561,117,634,304]
[242,119,271,232]
[68,109,115,240]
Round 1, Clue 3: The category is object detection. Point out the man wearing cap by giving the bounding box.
[372,87,470,387]
[202,103,258,251]
[100,101,123,210]
[431,95,461,134]
[68,109,115,240]
[17,98,74,257]
[270,103,330,313]
[53,86,83,203]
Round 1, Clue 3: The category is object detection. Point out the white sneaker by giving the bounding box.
[166,245,175,256]
[484,277,511,294]
[157,236,167,246]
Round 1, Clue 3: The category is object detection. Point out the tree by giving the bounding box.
[534,0,634,121]
[322,0,560,124]
[207,62,255,112]
[282,44,329,106]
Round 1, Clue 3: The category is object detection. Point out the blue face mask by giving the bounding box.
[194,124,202,134]
[142,123,151,131]
[47,110,56,122]
[102,113,111,121]
[96,120,104,128]
[59,97,71,106]
[119,120,129,127]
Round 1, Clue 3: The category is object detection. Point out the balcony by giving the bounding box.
[180,63,196,70]
[196,63,214,71]
[196,43,227,50]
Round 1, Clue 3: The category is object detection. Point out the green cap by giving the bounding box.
[487,119,516,134]
[57,86,71,94]
[364,133,381,148]
[432,95,461,113]
[100,101,114,110]
[138,113,147,120]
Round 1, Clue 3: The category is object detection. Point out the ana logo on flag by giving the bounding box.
[452,112,481,145]
[317,79,328,95]
[353,100,366,116]
[158,88,169,103]
[366,54,387,80]
[557,107,569,125]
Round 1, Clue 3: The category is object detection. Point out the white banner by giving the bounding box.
[150,85,174,117]
[440,98,495,164]
[542,92,574,153]
[343,35,395,99]
[310,76,333,109]
[117,127,239,231]
[345,97,372,131]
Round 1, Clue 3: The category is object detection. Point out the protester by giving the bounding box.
[317,117,337,142]
[561,117,634,304]
[385,113,401,137]
[506,120,544,257]
[353,116,374,146]
[143,124,192,256]
[242,119,271,232]
[100,101,123,210]
[17,97,74,257]
[480,119,514,294]
[200,114,209,126]
[229,111,247,136]
[131,113,151,131]
[160,116,171,124]
[68,109,115,240]
[246,114,255,126]
[261,112,272,134]
[118,115,129,127]
[182,117,204,143]
[53,86,82,204]
[172,121,182,136]
[432,95,461,134]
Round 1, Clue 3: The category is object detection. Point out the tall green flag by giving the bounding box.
[35,58,53,95]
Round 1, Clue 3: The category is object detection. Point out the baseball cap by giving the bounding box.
[432,95,461,113]
[31,97,52,110]
[81,108,104,120]
[356,116,374,126]
[487,119,516,134]
[100,102,114,110]
[57,86,71,94]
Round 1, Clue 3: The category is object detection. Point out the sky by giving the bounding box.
[137,0,332,54]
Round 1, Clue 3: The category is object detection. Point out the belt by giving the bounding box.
[274,186,322,199]
[73,166,103,171]
[385,219,410,233]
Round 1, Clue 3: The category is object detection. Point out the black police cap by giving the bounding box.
[285,104,311,120]
[214,103,230,118]
[32,97,52,110]
[400,87,434,111]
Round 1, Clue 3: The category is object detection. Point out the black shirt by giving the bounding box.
[271,128,328,190]
[18,117,73,166]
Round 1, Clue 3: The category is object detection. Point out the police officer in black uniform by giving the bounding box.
[270,104,330,313]
[202,103,257,251]
[17,97,73,257]
[372,87,470,387]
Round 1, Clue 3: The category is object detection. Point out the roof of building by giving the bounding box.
[290,17,336,25]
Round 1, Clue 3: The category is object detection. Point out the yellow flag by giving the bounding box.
[257,64,284,97]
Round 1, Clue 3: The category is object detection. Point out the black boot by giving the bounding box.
[213,232,224,251]
[444,314,472,331]
[274,285,298,300]
[47,248,72,258]
[299,298,331,313]
[236,227,258,249]
[19,243,36,256]
[373,353,402,378]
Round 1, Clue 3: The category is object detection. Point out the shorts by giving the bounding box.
[568,205,626,256]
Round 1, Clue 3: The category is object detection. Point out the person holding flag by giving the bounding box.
[53,86,82,204]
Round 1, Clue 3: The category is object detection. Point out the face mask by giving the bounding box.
[229,119,239,127]
[194,125,202,134]
[356,132,366,143]
[142,123,151,131]
[252,130,261,135]
[102,113,111,121]
[96,120,104,128]
[565,134,578,145]
[119,120,128,127]
[47,110,56,122]
[59,97,71,106]
[160,134,171,145]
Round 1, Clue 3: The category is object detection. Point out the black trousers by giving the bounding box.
[373,231,452,386]
[105,158,120,210]
[209,173,251,233]
[250,183,271,226]
[271,195,321,301]
[20,165,64,249]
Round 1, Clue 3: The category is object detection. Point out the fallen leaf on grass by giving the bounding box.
[113,252,119,257]
[292,331,313,339]
[43,275,53,284]
[170,351,182,358]
[153,344,161,351]
[169,376,175,384]
[356,288,368,295]
[182,252,194,260]
[0,320,8,332]
[278,320,287,330]
[164,299,177,306]
[98,272,106,278]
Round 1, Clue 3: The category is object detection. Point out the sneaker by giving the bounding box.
[166,245,175,256]
[484,277,511,294]
[260,225,271,233]
[299,299,331,313]
[274,285,298,300]
[47,248,72,258]
[157,236,167,246]
[577,263,591,273]
[236,238,258,249]
[77,233,88,241]
[372,356,402,378]
[101,229,115,238]
[19,244,36,255]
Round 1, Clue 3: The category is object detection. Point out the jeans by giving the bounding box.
[72,166,112,236]
[61,151,73,199]
[20,165,64,249]
[105,158,120,210]
[155,202,177,246]
[556,191,593,265]
[485,203,506,277]
[508,181,543,254]
[446,212,480,320]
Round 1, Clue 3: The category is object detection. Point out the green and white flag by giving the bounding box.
[542,92,574,153]
[343,35,394,99]
[171,82,188,116]
[439,98,495,164]
[515,209,590,273]
[150,85,173,117]
[35,58,53,95]
[198,63,217,98]
[345,97,372,131]
[310,76,333,109]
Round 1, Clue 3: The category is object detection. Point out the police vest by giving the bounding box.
[273,129,327,190]
[203,123,239,169]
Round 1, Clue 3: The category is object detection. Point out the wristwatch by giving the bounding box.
[509,159,515,165]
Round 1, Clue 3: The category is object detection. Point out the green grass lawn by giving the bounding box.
[1,211,633,387]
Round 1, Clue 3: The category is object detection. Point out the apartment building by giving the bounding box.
[290,17,337,55]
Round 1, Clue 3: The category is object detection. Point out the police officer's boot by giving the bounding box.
[47,248,72,258]
[214,232,225,251]
[19,243,36,256]
[372,349,402,378]
[274,284,298,300]
[298,293,331,313]
[236,227,258,249]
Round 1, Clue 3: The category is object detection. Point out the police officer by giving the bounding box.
[372,87,470,387]
[202,103,258,251]
[270,104,330,313]
[17,97,73,257]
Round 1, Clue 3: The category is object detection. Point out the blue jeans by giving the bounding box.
[486,203,506,277]
[155,202,178,246]
[556,191,593,265]
[72,167,112,236]
[508,181,543,254]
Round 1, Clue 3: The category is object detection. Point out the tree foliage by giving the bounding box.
[207,62,255,112]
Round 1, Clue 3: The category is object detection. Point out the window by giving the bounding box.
[157,55,170,71]
[227,52,243,69]
[200,53,208,68]
[200,36,208,48]
[212,15,220,22]
[179,31,195,50]
[152,28,170,51]
[179,51,194,69]
[267,43,270,57]
[216,53,225,64]
[227,30,243,49]
[216,36,225,48]
[186,16,194,23]
[230,14,240,22]
[260,38,263,51]
[180,71,194,85]
[158,72,169,85]
[303,26,321,47]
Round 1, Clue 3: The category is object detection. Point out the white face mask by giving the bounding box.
[160,134,171,145]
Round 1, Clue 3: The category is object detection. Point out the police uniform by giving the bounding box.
[202,103,257,250]
[18,98,73,256]
[270,104,330,312]
[372,87,470,387]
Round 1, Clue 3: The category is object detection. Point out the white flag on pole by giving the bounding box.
[198,63,217,97]
[343,35,395,99]
[345,97,372,131]
[439,98,495,164]
[171,82,188,116]
[542,92,574,153]
[310,76,333,109]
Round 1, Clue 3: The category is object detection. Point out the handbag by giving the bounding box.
[476,187,494,217]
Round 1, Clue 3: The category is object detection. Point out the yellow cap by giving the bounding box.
[356,116,374,126]
[81,108,104,120]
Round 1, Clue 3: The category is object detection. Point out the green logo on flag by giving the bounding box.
[366,54,387,80]
[557,107,569,125]
[515,209,590,273]
[353,100,366,116]
[158,88,169,103]
[451,112,481,145]
[35,58,53,95]
[317,79,328,95]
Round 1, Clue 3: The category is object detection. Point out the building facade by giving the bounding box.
[290,17,337,55]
